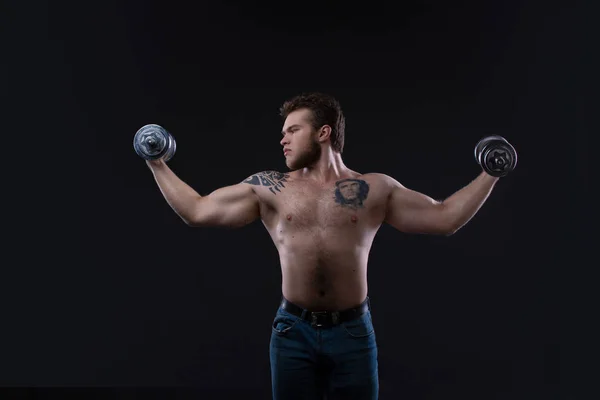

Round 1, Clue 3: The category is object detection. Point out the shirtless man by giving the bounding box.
[144,93,509,399]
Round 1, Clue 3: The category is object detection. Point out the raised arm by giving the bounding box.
[383,172,498,236]
[147,159,260,228]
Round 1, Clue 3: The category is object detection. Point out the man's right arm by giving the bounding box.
[147,159,260,228]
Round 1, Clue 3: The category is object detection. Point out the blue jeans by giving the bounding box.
[269,299,379,399]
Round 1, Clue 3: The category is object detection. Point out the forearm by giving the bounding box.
[442,171,499,233]
[146,159,202,224]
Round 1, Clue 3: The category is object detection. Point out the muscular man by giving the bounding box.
[145,93,504,399]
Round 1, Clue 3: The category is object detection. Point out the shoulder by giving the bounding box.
[242,170,291,186]
[359,173,404,189]
[240,170,291,197]
[350,173,406,202]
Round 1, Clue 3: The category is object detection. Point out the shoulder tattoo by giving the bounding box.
[333,179,370,209]
[243,171,290,195]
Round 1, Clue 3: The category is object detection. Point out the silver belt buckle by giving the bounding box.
[311,311,328,327]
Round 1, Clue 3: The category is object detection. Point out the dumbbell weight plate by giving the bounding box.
[481,142,517,177]
[133,124,176,161]
[474,135,506,165]
[162,132,177,162]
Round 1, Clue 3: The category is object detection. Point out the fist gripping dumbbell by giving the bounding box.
[133,124,177,162]
[474,135,517,177]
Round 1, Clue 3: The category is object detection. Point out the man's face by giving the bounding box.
[280,108,321,170]
[338,180,360,200]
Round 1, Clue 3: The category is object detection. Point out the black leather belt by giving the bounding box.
[280,297,370,327]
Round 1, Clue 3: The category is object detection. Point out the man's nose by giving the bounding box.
[280,136,288,146]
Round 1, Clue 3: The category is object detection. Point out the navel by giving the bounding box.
[351,215,358,223]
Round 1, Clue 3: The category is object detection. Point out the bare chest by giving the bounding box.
[261,177,386,231]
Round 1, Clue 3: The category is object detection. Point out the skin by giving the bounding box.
[146,108,499,311]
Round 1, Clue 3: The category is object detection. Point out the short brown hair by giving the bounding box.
[279,92,346,153]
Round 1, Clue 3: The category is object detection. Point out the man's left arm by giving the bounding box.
[383,172,499,236]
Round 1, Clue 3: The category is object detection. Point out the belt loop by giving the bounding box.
[300,309,307,319]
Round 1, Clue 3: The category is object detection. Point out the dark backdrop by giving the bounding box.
[2,0,591,399]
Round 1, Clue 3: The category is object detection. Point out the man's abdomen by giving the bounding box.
[278,234,370,311]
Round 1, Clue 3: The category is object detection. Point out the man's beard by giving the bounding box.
[287,139,321,170]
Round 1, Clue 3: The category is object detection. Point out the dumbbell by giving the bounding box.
[133,124,177,162]
[474,135,517,177]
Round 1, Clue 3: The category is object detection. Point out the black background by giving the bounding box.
[2,0,592,398]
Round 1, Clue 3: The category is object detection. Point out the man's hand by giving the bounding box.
[146,158,166,170]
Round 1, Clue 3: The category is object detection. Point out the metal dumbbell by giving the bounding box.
[474,135,517,177]
[133,124,177,162]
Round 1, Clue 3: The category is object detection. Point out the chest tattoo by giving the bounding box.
[333,179,370,209]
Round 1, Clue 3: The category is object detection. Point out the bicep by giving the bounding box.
[384,182,450,235]
[192,183,260,228]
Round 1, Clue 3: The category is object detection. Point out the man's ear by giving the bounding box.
[318,125,332,143]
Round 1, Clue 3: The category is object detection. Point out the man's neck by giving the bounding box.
[299,151,349,183]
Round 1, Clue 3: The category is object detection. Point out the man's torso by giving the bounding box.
[246,170,393,311]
